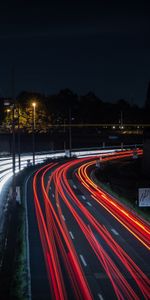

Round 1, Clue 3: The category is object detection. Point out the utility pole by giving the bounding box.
[18,105,21,170]
[63,119,66,151]
[12,67,16,205]
[120,111,123,128]
[32,102,36,165]
[69,108,72,158]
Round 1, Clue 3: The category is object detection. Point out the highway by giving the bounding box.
[26,149,150,300]
[0,148,119,194]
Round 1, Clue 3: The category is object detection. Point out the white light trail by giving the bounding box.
[0,147,135,195]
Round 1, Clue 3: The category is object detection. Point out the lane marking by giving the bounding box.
[87,202,92,207]
[79,254,87,267]
[69,231,74,239]
[56,203,59,208]
[52,193,55,198]
[111,228,119,236]
[82,195,86,200]
[73,184,77,189]
[62,215,66,221]
[98,293,104,300]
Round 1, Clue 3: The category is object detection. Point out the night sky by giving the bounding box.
[0,0,150,106]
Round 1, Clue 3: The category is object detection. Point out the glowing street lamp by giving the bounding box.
[32,102,36,130]
[5,108,11,131]
[32,102,36,165]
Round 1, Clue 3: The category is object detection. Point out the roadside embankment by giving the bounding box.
[0,165,38,300]
[93,157,150,222]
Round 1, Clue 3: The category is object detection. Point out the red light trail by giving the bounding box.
[32,149,150,299]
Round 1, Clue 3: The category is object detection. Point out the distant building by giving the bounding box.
[0,97,12,106]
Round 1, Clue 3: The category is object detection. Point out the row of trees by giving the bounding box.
[3,99,51,133]
[0,86,150,133]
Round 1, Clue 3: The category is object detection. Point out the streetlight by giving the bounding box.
[12,103,16,204]
[69,108,72,158]
[68,108,75,158]
[32,102,36,129]
[119,111,123,129]
[6,108,11,131]
[63,118,67,151]
[6,105,21,169]
[4,100,16,203]
[32,102,36,165]
[17,105,21,170]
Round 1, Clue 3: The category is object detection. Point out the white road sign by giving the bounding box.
[138,188,150,207]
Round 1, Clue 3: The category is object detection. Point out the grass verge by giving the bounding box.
[9,166,36,300]
[93,158,150,223]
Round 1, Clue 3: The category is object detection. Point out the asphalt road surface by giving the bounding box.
[26,149,150,300]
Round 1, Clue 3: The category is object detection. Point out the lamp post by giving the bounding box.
[6,108,11,113]
[119,111,123,129]
[17,105,21,170]
[4,101,16,203]
[12,103,16,204]
[11,67,17,205]
[63,119,66,151]
[32,102,36,165]
[69,108,72,158]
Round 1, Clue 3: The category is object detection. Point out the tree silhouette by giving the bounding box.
[3,93,51,133]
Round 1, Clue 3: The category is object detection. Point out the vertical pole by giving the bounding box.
[18,105,21,170]
[120,111,123,127]
[32,105,35,165]
[12,106,16,205]
[12,105,16,175]
[12,67,16,205]
[63,119,66,151]
[33,104,36,130]
[69,108,72,158]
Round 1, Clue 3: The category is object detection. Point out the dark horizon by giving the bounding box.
[0,0,150,106]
